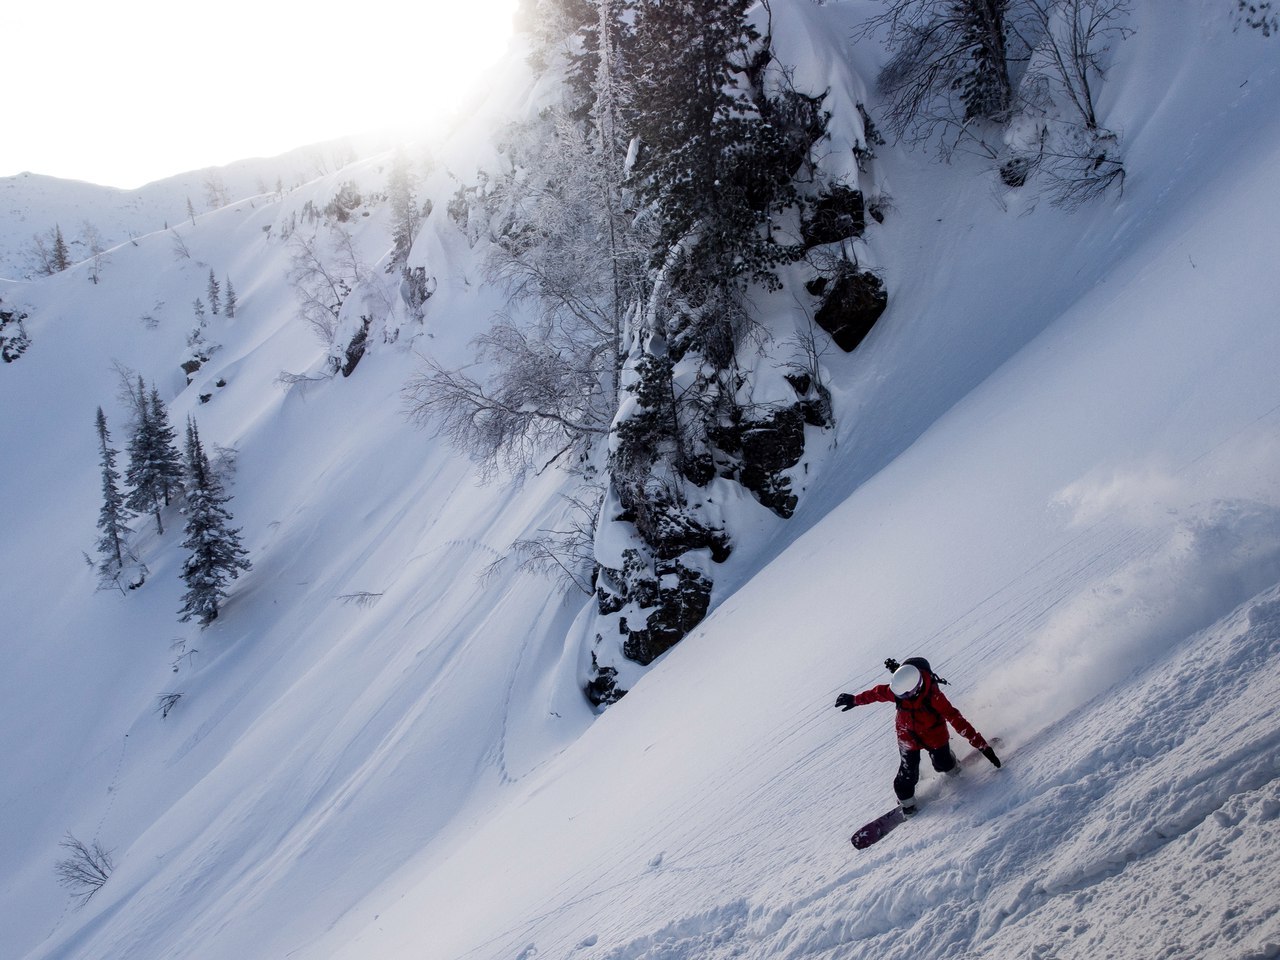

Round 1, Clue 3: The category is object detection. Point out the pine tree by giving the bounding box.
[207,270,222,315]
[125,382,183,534]
[94,408,134,586]
[224,276,237,319]
[387,151,421,270]
[178,418,251,625]
[630,0,809,296]
[149,388,185,504]
[52,225,71,272]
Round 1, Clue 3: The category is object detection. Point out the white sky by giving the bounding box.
[1,0,520,189]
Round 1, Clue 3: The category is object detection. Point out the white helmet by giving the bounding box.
[890,663,923,698]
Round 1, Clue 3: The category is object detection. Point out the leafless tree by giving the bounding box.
[861,0,1030,157]
[1003,0,1133,205]
[203,170,230,209]
[507,488,604,595]
[403,340,612,479]
[156,692,184,718]
[287,226,365,343]
[82,221,109,284]
[408,107,646,478]
[29,231,56,277]
[55,833,114,906]
[275,370,329,392]
[336,591,384,608]
[1013,0,1133,131]
[170,229,192,261]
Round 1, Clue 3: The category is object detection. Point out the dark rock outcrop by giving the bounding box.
[341,316,372,377]
[620,561,713,666]
[585,651,624,708]
[802,185,867,248]
[812,266,888,352]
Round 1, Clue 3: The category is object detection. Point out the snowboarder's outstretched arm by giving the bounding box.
[834,684,895,711]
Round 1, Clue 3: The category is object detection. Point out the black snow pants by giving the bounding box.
[893,744,957,801]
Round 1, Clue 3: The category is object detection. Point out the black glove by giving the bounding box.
[835,693,857,711]
[981,746,1002,768]
[884,658,901,673]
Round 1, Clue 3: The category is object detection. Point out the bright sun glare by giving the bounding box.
[3,0,520,189]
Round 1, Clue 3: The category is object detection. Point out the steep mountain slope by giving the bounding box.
[324,11,1280,958]
[1,3,1278,960]
[0,136,391,281]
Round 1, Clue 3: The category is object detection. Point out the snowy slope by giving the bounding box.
[0,135,393,281]
[322,10,1280,957]
[2,2,1279,960]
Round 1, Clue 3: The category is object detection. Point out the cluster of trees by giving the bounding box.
[30,224,74,276]
[183,270,239,383]
[407,0,854,704]
[29,222,113,282]
[866,0,1134,205]
[93,378,250,625]
[282,160,433,380]
[205,269,237,319]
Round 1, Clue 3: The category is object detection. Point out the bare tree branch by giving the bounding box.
[55,833,114,907]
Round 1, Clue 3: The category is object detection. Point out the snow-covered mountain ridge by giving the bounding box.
[3,2,1279,959]
[0,134,396,282]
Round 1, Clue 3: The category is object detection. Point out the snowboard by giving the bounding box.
[851,807,906,849]
[849,739,1001,850]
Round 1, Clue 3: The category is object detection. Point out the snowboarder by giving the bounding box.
[835,657,1001,817]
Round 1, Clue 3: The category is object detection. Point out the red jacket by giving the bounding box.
[853,671,988,752]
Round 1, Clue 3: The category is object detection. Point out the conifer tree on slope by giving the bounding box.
[581,0,826,684]
[94,408,136,587]
[125,381,184,534]
[630,0,807,297]
[619,0,823,485]
[52,225,72,272]
[387,151,422,271]
[207,270,222,315]
[178,418,250,625]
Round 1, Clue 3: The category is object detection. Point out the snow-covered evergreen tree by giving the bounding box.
[386,151,422,271]
[207,270,222,315]
[52,225,71,273]
[630,0,810,291]
[94,408,137,588]
[224,276,237,319]
[177,418,251,626]
[124,381,184,535]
